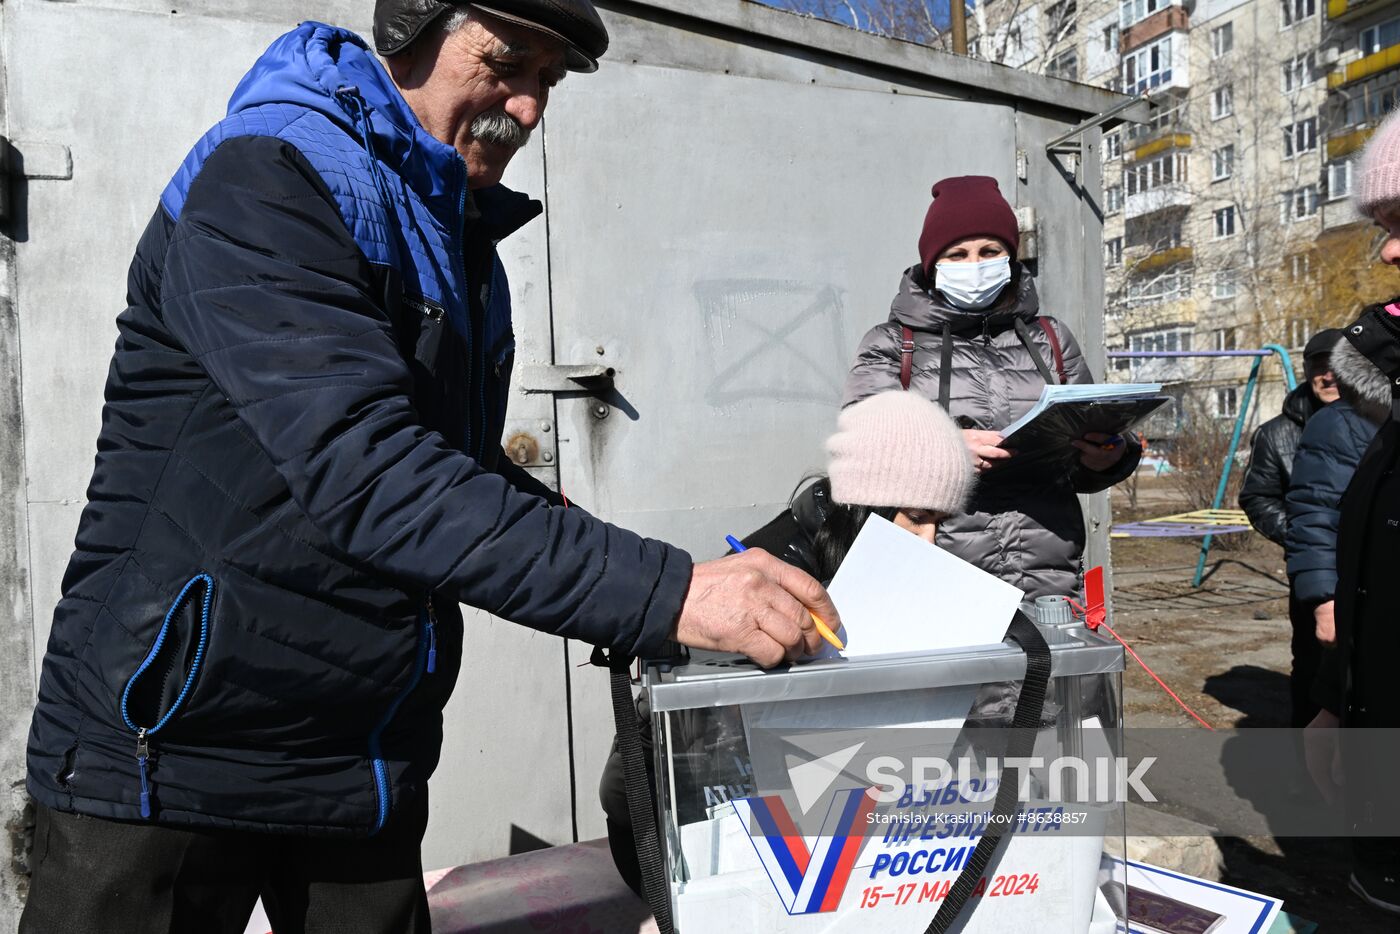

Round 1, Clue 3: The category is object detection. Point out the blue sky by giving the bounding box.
[752,0,957,34]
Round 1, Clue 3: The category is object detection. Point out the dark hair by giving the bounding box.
[800,478,898,583]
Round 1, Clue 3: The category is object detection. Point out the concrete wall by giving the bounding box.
[0,0,1126,921]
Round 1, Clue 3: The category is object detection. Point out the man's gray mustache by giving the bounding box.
[471,110,532,150]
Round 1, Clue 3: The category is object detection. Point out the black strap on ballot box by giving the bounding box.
[598,610,1050,934]
[595,647,677,934]
[927,610,1052,934]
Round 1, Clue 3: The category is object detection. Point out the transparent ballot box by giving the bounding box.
[641,621,1130,933]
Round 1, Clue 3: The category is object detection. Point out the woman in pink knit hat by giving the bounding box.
[739,389,978,583]
[1303,108,1400,918]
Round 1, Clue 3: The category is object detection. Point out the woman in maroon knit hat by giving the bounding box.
[843,175,1141,599]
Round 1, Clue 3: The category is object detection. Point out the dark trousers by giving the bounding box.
[20,796,431,934]
[1289,592,1324,729]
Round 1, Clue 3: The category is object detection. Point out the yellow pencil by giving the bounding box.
[809,611,845,651]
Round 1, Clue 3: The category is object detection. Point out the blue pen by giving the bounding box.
[723,534,844,650]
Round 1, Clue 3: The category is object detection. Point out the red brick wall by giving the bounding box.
[1123,6,1190,53]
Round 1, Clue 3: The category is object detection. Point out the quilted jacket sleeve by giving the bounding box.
[1286,404,1376,604]
[843,322,904,407]
[1052,318,1143,494]
[159,136,690,657]
[1239,421,1290,546]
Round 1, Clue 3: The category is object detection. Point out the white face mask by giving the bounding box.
[935,256,1012,310]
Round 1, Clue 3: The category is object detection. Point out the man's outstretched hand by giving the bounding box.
[674,549,841,667]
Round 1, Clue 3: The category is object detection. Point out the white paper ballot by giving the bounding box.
[825,514,1025,659]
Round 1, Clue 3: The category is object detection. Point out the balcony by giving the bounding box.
[1132,133,1193,161]
[1126,184,1193,219]
[1122,6,1191,52]
[1327,0,1400,23]
[1327,125,1376,159]
[1133,245,1194,272]
[1322,197,1365,229]
[1330,42,1400,88]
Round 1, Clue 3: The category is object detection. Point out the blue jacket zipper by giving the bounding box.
[119,573,215,820]
[368,599,436,833]
[454,161,494,464]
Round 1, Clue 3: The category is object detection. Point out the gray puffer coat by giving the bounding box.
[844,263,1140,598]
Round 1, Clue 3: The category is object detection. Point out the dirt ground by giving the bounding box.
[1108,478,1388,932]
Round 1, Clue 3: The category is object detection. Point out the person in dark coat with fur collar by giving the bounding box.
[1305,108,1400,918]
[1282,331,1373,729]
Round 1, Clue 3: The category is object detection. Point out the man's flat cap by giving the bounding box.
[374,0,609,73]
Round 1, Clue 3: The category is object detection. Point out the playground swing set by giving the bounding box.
[1105,344,1299,587]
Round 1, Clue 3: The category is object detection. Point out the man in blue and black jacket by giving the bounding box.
[1286,333,1386,730]
[19,3,837,931]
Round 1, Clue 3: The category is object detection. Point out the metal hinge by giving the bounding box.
[515,364,615,394]
[0,138,73,180]
[0,137,74,223]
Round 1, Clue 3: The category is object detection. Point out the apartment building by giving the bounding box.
[1315,0,1400,314]
[976,0,1350,434]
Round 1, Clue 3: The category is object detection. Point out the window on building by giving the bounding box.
[1126,274,1192,307]
[1212,23,1234,58]
[1123,36,1173,95]
[1289,252,1313,281]
[1125,95,1187,142]
[1283,117,1318,157]
[1282,53,1316,93]
[1129,326,1194,356]
[1048,49,1080,81]
[1104,23,1121,53]
[1216,387,1239,418]
[1281,185,1319,221]
[1343,74,1400,128]
[1106,184,1125,213]
[1120,0,1165,29]
[1105,132,1122,160]
[1115,344,1133,372]
[1213,145,1235,181]
[1047,0,1078,36]
[1011,24,1026,53]
[1212,85,1234,120]
[1214,205,1237,237]
[1105,237,1124,266]
[1124,150,1189,195]
[1328,159,1353,200]
[1214,269,1238,299]
[1361,17,1400,56]
[1214,327,1238,351]
[1281,0,1315,27]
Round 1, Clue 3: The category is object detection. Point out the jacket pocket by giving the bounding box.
[119,573,216,819]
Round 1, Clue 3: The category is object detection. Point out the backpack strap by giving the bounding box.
[899,326,916,391]
[938,322,953,411]
[1038,318,1069,385]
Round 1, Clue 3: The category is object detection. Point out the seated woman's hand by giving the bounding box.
[1072,432,1127,472]
[963,429,1013,473]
